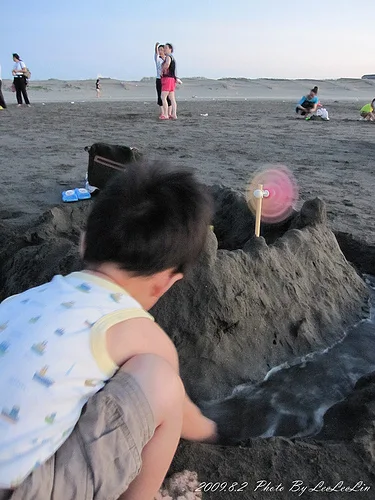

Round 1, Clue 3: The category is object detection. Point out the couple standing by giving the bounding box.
[154,42,180,120]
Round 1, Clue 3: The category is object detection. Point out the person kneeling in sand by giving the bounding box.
[360,98,375,121]
[0,162,217,500]
[296,86,319,118]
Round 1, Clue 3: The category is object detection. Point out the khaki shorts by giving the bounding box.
[0,371,155,500]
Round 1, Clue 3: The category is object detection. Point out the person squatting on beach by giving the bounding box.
[12,53,30,107]
[296,86,319,117]
[0,162,217,500]
[160,43,179,120]
[359,98,375,121]
[154,43,171,117]
[0,64,7,109]
[95,78,101,97]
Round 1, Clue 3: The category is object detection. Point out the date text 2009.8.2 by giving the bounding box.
[195,482,249,493]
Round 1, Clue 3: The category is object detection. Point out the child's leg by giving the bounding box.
[0,355,184,500]
[169,92,177,119]
[119,354,184,500]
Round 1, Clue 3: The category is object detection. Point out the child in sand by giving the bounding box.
[360,98,375,120]
[0,162,217,500]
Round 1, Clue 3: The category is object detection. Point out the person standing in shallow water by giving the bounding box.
[12,53,30,107]
[154,43,171,117]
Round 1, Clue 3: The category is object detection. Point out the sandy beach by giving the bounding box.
[1,78,375,499]
[1,78,375,247]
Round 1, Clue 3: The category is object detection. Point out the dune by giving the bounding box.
[2,77,375,103]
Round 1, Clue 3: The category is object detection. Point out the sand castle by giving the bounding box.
[0,185,374,499]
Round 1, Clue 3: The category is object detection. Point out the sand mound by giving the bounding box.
[0,186,374,499]
[152,196,368,402]
[0,204,91,299]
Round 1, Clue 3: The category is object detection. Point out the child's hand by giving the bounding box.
[202,417,218,443]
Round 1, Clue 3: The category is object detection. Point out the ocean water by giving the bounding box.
[203,275,375,443]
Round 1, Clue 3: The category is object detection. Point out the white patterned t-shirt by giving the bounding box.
[0,271,153,488]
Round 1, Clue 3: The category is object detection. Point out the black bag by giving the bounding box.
[84,142,141,190]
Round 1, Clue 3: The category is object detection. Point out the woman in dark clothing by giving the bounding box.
[12,53,30,107]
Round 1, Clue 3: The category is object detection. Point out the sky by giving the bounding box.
[1,0,375,81]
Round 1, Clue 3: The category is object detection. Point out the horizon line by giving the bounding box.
[2,76,373,83]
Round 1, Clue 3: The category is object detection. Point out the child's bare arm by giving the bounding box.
[107,318,217,442]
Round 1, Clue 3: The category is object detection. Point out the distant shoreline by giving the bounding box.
[1,76,374,84]
[2,77,374,104]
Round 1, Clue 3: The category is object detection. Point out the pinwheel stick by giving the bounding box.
[255,184,263,237]
[253,184,270,237]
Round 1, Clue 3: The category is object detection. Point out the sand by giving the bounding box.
[1,79,375,499]
[1,78,375,254]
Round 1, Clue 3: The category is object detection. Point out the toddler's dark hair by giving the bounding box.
[84,161,213,275]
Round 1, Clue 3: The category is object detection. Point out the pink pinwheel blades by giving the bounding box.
[247,165,299,223]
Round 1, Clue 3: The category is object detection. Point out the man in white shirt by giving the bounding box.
[0,65,7,109]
